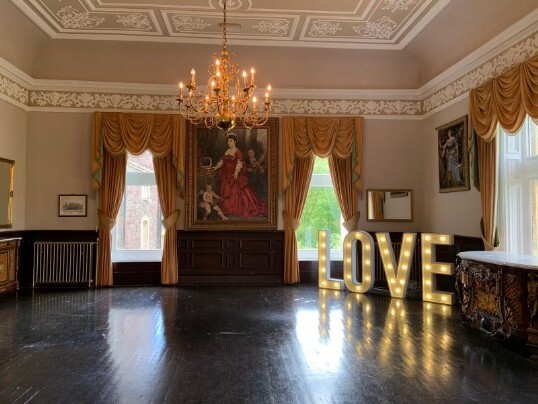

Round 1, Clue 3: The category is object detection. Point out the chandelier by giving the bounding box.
[177,0,272,132]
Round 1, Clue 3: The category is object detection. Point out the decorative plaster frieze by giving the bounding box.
[353,16,397,39]
[29,91,177,111]
[0,74,29,105]
[57,6,105,29]
[272,98,421,116]
[116,14,153,31]
[382,0,419,13]
[423,31,538,113]
[253,19,290,36]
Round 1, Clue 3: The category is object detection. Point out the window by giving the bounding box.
[499,116,538,255]
[297,157,346,260]
[112,151,164,262]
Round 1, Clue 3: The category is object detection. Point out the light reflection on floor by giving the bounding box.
[294,289,456,384]
[107,304,166,402]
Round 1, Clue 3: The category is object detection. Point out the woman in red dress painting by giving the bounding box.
[212,134,267,218]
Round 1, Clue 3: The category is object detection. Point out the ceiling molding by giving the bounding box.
[10,0,448,50]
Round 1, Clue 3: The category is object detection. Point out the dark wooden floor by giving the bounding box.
[1,286,537,404]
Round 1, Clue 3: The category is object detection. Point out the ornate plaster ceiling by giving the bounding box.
[11,0,450,49]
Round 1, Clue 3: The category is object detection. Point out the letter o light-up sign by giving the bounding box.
[343,231,375,294]
[318,231,455,306]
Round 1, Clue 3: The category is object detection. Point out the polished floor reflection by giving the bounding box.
[1,286,537,403]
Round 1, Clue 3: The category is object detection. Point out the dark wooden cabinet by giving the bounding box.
[0,238,21,294]
[456,252,538,359]
[177,231,284,284]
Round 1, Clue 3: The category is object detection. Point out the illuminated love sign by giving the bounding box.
[318,230,455,306]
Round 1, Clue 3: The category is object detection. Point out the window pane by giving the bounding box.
[313,157,331,174]
[297,188,342,249]
[531,180,538,256]
[116,186,162,251]
[530,120,538,157]
[114,151,163,254]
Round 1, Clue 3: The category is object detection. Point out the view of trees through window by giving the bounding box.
[297,158,344,253]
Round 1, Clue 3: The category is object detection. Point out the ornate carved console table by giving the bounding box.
[456,251,538,359]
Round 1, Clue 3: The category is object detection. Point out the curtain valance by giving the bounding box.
[282,117,363,194]
[469,55,538,251]
[92,112,185,197]
[470,55,538,141]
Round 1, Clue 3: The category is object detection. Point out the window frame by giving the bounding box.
[111,153,164,262]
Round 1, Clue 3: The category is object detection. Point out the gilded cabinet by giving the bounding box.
[0,238,21,294]
[456,251,538,359]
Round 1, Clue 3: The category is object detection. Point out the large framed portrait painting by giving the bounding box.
[436,116,470,193]
[186,118,278,230]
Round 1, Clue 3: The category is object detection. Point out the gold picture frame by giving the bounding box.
[436,116,470,193]
[186,118,278,230]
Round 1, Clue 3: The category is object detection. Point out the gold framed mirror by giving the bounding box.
[0,158,14,229]
[367,189,413,222]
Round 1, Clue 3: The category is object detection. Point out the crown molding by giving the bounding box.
[0,57,35,88]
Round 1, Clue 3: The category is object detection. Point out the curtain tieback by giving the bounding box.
[283,210,300,231]
[482,237,500,251]
[162,209,180,230]
[343,212,360,232]
[98,210,116,230]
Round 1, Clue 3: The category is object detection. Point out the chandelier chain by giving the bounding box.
[222,0,227,51]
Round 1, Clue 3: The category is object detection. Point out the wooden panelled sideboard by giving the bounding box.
[0,238,21,294]
[456,251,538,359]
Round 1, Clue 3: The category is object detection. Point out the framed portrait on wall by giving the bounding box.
[186,118,278,230]
[436,116,470,193]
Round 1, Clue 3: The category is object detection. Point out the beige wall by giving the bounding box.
[25,112,97,230]
[421,98,482,238]
[18,107,483,237]
[358,119,424,233]
[0,100,27,232]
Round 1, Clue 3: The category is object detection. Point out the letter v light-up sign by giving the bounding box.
[376,233,417,299]
[318,230,344,290]
[343,231,375,294]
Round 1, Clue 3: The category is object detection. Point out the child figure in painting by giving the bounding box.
[199,184,229,220]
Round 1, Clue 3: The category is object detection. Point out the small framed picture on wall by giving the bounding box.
[58,194,87,217]
[436,116,470,193]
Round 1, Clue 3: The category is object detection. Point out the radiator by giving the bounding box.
[33,241,97,287]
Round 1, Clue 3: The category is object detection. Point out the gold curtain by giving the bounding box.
[469,56,538,249]
[93,112,184,286]
[154,154,179,285]
[281,116,363,284]
[96,151,126,286]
